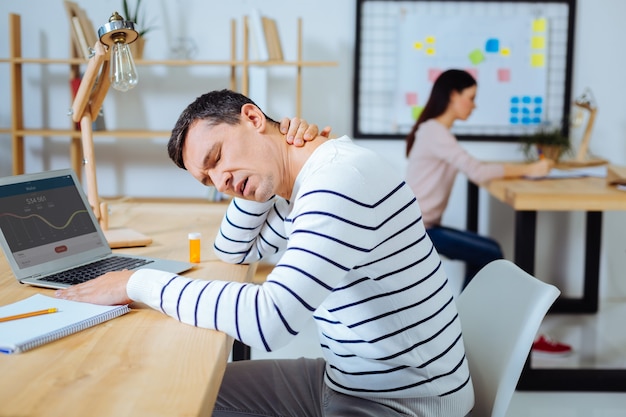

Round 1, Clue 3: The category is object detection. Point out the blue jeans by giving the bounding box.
[427,225,503,289]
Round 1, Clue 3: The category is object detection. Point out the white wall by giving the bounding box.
[1,0,625,297]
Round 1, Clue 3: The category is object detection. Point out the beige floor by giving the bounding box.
[249,262,626,416]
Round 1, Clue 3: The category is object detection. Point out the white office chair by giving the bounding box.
[456,259,560,417]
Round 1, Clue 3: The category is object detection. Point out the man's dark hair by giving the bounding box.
[167,89,276,169]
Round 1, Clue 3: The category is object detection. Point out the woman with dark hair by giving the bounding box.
[405,69,553,289]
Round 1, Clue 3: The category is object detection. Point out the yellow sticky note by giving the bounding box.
[531,53,545,67]
[531,36,545,49]
[425,36,435,44]
[501,47,511,56]
[533,18,547,32]
[413,41,423,50]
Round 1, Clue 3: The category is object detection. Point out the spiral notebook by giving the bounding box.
[0,294,130,354]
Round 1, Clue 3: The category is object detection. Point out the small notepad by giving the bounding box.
[0,294,130,354]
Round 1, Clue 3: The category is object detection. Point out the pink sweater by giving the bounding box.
[405,119,504,228]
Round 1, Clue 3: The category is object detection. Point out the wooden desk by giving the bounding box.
[0,200,252,417]
[467,177,626,392]
[472,177,626,313]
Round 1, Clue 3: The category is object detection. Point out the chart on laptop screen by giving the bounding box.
[0,175,102,268]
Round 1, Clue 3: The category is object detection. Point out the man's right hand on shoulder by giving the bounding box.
[280,117,332,147]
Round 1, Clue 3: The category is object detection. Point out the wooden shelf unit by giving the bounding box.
[3,13,337,176]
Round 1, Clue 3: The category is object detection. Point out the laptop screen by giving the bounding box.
[0,171,107,271]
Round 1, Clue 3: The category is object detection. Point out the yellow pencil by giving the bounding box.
[0,308,58,323]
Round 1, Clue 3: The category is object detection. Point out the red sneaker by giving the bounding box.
[532,335,573,356]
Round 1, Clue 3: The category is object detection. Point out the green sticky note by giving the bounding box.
[468,49,485,65]
[412,106,424,121]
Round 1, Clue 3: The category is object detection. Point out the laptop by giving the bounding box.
[0,169,194,289]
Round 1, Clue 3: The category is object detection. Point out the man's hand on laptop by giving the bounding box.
[55,270,133,306]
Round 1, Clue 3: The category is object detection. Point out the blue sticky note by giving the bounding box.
[485,38,499,53]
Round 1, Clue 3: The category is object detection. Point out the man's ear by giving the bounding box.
[241,103,266,132]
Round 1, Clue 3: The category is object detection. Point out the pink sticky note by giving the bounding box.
[498,68,511,82]
[465,68,478,80]
[406,92,418,106]
[428,68,442,82]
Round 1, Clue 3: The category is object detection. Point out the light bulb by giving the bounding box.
[110,41,138,92]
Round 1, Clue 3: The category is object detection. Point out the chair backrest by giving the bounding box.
[456,259,560,417]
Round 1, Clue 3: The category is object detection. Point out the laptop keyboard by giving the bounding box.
[44,256,154,285]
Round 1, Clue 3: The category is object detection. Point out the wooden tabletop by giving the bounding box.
[485,177,626,211]
[0,200,251,417]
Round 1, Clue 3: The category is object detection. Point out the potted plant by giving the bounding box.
[122,0,155,59]
[520,126,572,162]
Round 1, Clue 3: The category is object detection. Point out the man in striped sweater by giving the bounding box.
[57,89,473,417]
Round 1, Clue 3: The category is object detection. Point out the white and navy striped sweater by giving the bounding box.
[127,136,472,399]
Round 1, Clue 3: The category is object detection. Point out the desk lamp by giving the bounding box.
[572,88,599,163]
[69,12,151,248]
